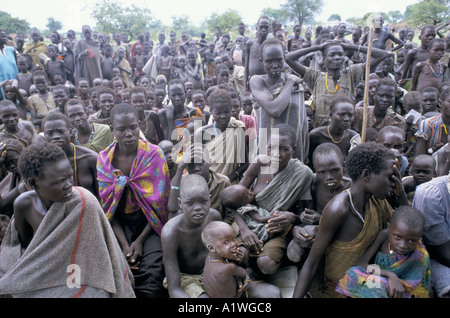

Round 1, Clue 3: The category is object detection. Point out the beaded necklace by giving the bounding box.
[327,125,346,143]
[325,73,340,93]
[427,60,442,77]
[75,125,95,145]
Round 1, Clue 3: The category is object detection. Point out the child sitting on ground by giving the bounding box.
[336,206,432,298]
[287,143,351,263]
[201,221,248,298]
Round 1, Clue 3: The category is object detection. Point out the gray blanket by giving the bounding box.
[0,187,135,298]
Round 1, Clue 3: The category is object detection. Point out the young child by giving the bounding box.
[336,206,432,298]
[221,184,273,244]
[402,154,436,205]
[421,87,441,118]
[201,221,248,298]
[45,45,66,86]
[26,70,57,131]
[100,44,114,80]
[191,89,210,124]
[184,81,194,106]
[156,44,172,83]
[403,91,424,165]
[185,47,204,90]
[15,55,33,94]
[161,174,222,298]
[400,25,436,89]
[61,38,75,84]
[288,143,351,263]
[115,47,132,88]
[411,38,449,93]
[378,126,409,177]
[394,49,406,83]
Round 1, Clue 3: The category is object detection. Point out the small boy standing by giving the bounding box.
[45,45,66,86]
[411,38,449,93]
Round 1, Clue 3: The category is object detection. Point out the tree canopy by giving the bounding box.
[0,11,30,35]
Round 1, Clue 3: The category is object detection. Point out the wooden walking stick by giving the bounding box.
[361,26,374,143]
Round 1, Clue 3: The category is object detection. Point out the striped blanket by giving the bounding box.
[336,241,432,298]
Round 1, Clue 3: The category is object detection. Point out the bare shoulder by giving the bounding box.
[14,190,36,214]
[161,213,183,238]
[321,191,351,221]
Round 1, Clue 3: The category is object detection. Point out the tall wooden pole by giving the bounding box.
[361,26,374,143]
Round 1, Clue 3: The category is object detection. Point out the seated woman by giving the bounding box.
[236,124,314,277]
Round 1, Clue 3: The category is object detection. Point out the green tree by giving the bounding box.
[0,11,30,35]
[388,10,404,24]
[404,0,450,27]
[204,9,242,36]
[91,0,157,40]
[260,8,289,25]
[170,15,202,38]
[281,0,324,32]
[328,14,341,22]
[46,17,63,33]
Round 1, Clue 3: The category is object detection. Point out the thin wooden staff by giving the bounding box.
[361,26,374,143]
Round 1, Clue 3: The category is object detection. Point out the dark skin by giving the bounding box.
[202,223,248,298]
[244,17,271,90]
[108,112,152,267]
[293,159,408,298]
[402,158,435,193]
[161,183,221,298]
[436,143,450,177]
[52,87,70,114]
[29,74,53,128]
[238,134,307,274]
[14,158,73,249]
[43,119,99,199]
[129,91,162,145]
[0,104,40,145]
[308,101,358,166]
[399,26,436,84]
[355,220,423,298]
[158,83,198,142]
[415,93,450,155]
[0,146,28,217]
[250,44,302,119]
[291,153,351,253]
[411,41,447,93]
[286,41,389,84]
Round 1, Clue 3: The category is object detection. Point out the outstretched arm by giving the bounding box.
[285,44,325,77]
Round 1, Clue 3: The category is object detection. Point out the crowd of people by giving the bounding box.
[0,12,449,299]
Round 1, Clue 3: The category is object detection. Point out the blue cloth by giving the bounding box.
[0,46,19,99]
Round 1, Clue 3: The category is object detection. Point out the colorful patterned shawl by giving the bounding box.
[335,241,432,298]
[97,140,170,236]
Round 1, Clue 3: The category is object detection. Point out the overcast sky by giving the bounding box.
[3,0,417,32]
